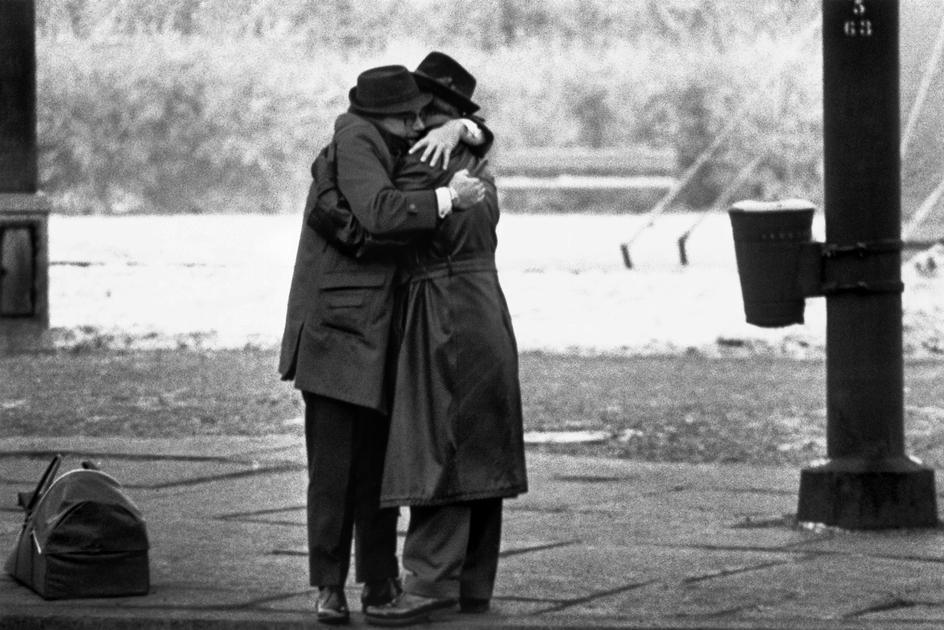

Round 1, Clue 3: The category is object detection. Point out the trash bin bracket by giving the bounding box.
[799,239,904,297]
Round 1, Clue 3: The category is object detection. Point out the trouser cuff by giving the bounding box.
[404,574,460,600]
[459,584,494,600]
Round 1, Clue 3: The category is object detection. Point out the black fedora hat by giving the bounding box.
[412,52,480,115]
[348,65,432,116]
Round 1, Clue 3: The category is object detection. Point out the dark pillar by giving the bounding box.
[796,0,937,528]
[0,0,37,192]
[0,0,50,352]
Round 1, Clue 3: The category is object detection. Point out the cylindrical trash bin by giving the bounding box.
[728,199,816,327]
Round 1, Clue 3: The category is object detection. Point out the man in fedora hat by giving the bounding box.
[279,64,487,625]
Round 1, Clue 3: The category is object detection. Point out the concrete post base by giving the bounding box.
[797,456,938,529]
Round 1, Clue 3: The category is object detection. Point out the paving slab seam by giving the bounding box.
[499,540,579,558]
[731,514,805,529]
[225,517,304,527]
[136,463,303,490]
[215,505,306,521]
[778,539,944,564]
[222,444,303,457]
[493,595,563,605]
[638,487,797,498]
[507,505,624,516]
[531,579,660,614]
[640,541,820,556]
[681,557,806,584]
[493,504,564,513]
[714,488,797,496]
[643,540,944,569]
[551,474,638,483]
[826,551,944,565]
[843,595,922,620]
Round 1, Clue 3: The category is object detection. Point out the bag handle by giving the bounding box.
[17,454,63,515]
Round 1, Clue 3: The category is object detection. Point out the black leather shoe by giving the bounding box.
[459,597,490,614]
[365,592,456,627]
[361,577,403,612]
[316,586,350,625]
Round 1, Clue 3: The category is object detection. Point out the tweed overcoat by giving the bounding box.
[278,112,440,413]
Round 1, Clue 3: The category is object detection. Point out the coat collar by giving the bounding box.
[336,111,411,159]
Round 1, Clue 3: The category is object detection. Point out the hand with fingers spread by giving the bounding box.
[409,119,468,169]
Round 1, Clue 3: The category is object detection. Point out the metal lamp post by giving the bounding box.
[729,0,937,528]
[0,0,50,352]
[795,0,937,528]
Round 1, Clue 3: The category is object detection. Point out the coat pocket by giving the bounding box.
[318,272,387,337]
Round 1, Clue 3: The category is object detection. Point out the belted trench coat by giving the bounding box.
[379,145,528,507]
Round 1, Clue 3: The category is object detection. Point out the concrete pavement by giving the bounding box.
[3,436,944,629]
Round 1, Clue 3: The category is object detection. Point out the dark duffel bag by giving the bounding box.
[4,454,150,599]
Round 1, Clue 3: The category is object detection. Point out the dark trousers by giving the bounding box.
[402,498,503,600]
[303,391,399,587]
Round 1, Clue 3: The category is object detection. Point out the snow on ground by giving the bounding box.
[46,213,944,357]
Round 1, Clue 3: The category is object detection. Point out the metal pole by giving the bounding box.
[796,0,937,528]
[0,0,50,353]
[0,0,38,193]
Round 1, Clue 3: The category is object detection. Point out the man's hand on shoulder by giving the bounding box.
[409,119,483,169]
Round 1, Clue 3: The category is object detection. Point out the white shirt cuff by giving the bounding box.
[461,119,484,144]
[435,187,452,218]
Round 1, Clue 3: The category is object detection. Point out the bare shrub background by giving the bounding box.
[35,0,824,215]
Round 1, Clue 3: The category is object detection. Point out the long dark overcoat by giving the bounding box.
[379,145,528,507]
[279,112,440,413]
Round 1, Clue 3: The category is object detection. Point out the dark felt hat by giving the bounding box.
[348,65,432,116]
[412,51,480,115]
